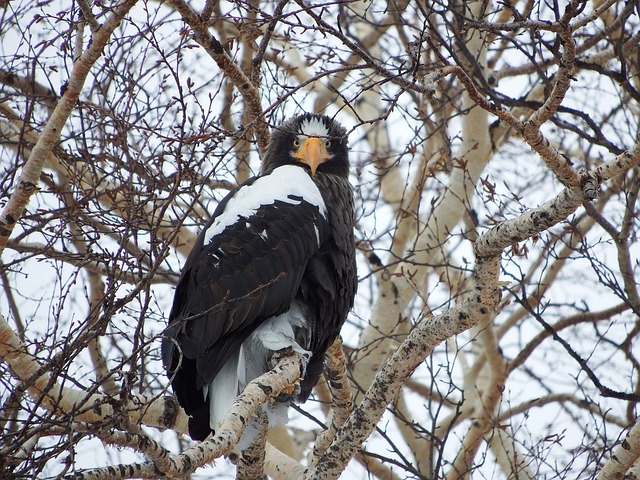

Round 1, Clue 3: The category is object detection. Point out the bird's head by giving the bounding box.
[261,113,349,178]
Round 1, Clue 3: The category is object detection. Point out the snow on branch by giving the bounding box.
[236,411,268,480]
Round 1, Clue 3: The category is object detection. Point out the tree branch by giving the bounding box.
[0,314,188,433]
[311,337,353,465]
[67,351,304,479]
[597,419,640,480]
[164,0,270,153]
[0,0,139,256]
[305,256,503,479]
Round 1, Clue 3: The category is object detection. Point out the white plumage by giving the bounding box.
[297,116,330,138]
[204,302,312,447]
[162,113,356,443]
[203,165,327,244]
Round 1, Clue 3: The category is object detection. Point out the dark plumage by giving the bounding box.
[162,113,357,442]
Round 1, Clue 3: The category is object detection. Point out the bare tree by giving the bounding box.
[1,0,639,479]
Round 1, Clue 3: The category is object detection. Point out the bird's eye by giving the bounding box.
[292,138,300,148]
[324,139,331,148]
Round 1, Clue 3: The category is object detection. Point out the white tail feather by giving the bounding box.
[208,352,240,431]
[206,302,312,447]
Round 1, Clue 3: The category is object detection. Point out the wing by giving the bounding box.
[161,166,329,410]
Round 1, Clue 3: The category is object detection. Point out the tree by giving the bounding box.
[1,0,639,478]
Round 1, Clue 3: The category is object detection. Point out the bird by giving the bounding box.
[161,113,357,443]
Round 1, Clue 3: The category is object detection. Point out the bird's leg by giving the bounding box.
[236,410,268,480]
[269,346,295,368]
[269,347,301,398]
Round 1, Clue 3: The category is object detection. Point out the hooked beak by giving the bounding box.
[294,137,329,176]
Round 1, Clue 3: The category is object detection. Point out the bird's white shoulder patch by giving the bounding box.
[299,117,329,137]
[204,165,327,244]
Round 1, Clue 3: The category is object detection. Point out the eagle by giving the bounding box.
[162,113,357,443]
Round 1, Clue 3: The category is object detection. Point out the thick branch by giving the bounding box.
[598,420,640,480]
[67,352,304,479]
[476,142,640,258]
[311,337,354,465]
[236,411,268,480]
[264,443,306,480]
[307,138,640,478]
[305,256,502,479]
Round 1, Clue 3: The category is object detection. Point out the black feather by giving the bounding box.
[162,114,357,441]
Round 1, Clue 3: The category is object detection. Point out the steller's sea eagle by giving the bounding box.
[162,113,357,442]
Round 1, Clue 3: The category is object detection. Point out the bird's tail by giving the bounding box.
[206,352,240,433]
[205,304,312,446]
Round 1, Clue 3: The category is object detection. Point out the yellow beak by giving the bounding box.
[294,137,329,176]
